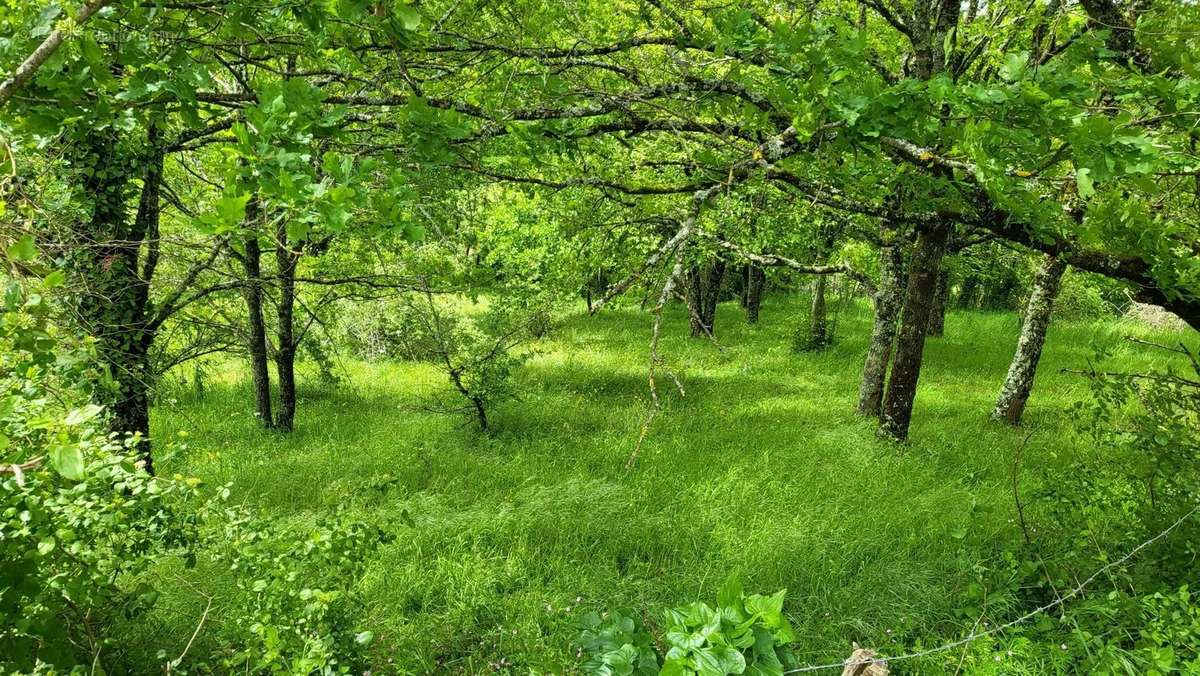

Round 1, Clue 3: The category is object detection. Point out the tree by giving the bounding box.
[992,255,1068,425]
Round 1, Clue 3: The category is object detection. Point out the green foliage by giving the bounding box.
[934,340,1200,674]
[401,292,540,430]
[0,273,196,671]
[1073,342,1200,514]
[577,610,659,676]
[184,503,389,674]
[1053,272,1122,321]
[578,575,799,676]
[0,271,384,673]
[0,441,196,673]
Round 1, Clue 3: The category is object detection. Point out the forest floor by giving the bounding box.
[131,294,1189,673]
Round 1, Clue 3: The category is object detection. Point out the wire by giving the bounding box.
[783,504,1200,673]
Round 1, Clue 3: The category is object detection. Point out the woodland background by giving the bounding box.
[1,0,1199,673]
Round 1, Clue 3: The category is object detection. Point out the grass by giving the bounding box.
[132,293,1190,673]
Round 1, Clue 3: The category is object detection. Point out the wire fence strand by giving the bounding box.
[783,504,1200,673]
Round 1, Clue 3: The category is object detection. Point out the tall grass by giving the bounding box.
[129,294,1190,672]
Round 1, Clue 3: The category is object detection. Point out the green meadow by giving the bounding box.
[119,295,1188,673]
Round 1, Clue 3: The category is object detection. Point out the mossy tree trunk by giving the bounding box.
[699,257,726,334]
[686,258,726,337]
[798,224,840,350]
[927,270,949,336]
[70,129,162,472]
[687,264,704,337]
[991,255,1067,425]
[857,237,904,417]
[808,274,828,346]
[274,221,299,432]
[744,265,765,324]
[239,200,273,428]
[879,220,951,441]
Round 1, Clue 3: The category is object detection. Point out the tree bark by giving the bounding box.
[699,258,726,334]
[857,239,904,416]
[808,274,829,347]
[240,205,273,427]
[927,270,949,336]
[957,275,977,309]
[879,220,951,441]
[745,265,765,324]
[0,0,110,106]
[687,264,704,337]
[70,129,161,472]
[991,255,1067,425]
[274,222,299,432]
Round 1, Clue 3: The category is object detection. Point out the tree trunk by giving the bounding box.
[240,210,273,427]
[957,275,977,309]
[879,220,951,441]
[927,270,949,336]
[991,255,1067,425]
[583,269,608,312]
[808,274,829,347]
[70,129,160,472]
[745,265,765,324]
[699,258,726,335]
[687,264,704,337]
[857,240,904,416]
[111,338,154,472]
[274,222,299,432]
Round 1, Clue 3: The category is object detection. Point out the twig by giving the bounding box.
[0,0,111,107]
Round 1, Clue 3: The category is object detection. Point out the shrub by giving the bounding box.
[0,269,198,671]
[1,269,386,674]
[1,441,197,672]
[402,291,539,431]
[948,340,1200,674]
[184,503,390,674]
[1053,272,1119,321]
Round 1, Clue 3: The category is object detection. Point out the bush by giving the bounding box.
[1,270,386,674]
[182,502,390,674]
[0,270,198,671]
[1,442,197,672]
[946,340,1200,674]
[1054,272,1120,321]
[402,291,540,431]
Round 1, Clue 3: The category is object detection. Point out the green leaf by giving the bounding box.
[402,222,427,242]
[42,270,66,288]
[718,572,744,611]
[396,5,421,30]
[8,235,36,262]
[999,52,1028,82]
[38,537,56,555]
[354,630,374,645]
[65,404,103,426]
[1076,167,1095,198]
[50,444,85,480]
